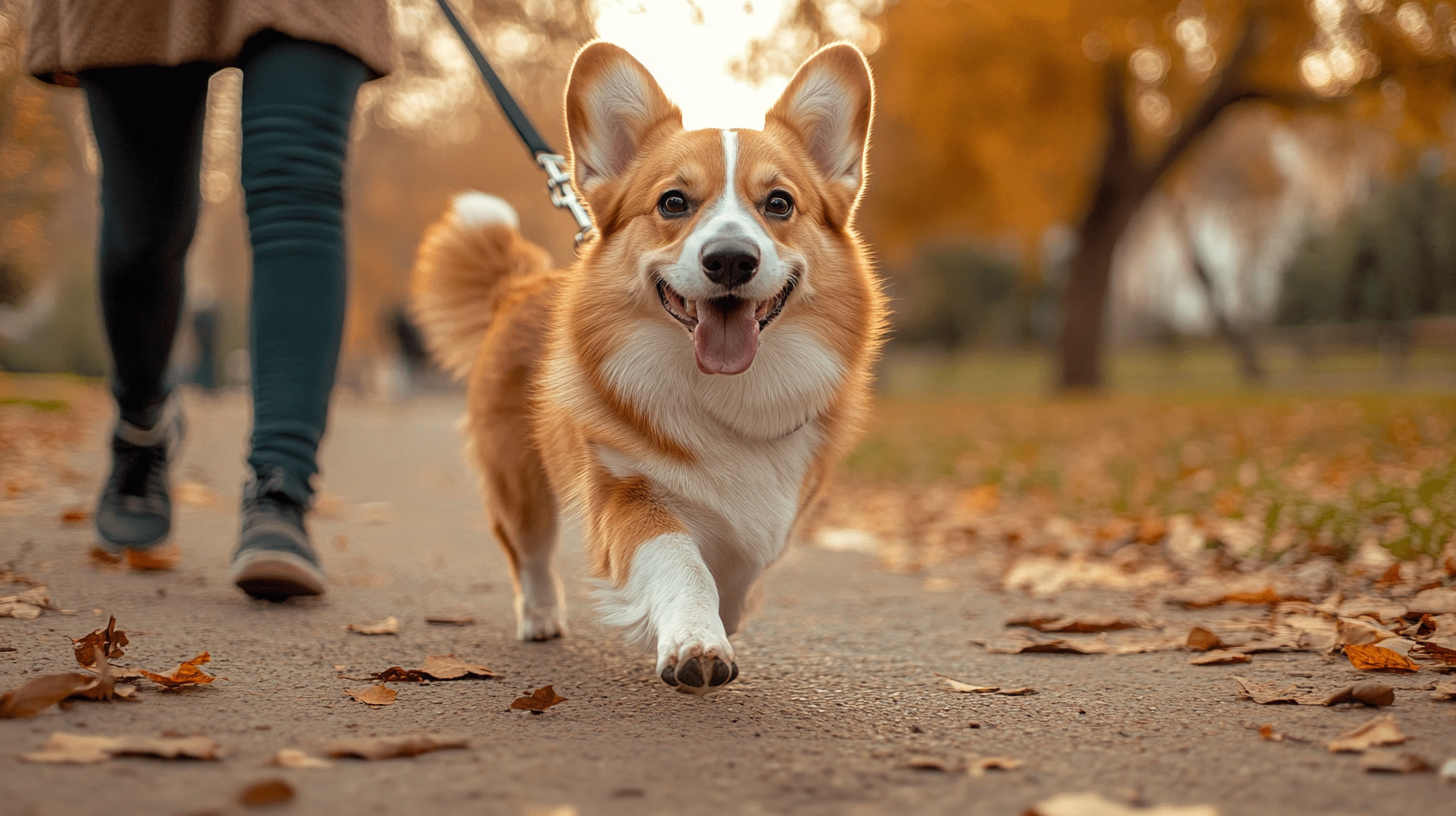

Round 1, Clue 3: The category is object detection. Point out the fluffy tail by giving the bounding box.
[409,192,551,380]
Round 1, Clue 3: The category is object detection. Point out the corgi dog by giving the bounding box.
[410,40,884,695]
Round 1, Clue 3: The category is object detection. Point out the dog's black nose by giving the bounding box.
[700,239,759,289]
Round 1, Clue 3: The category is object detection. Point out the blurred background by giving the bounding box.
[3,0,1456,395]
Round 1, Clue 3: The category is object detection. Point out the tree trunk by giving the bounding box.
[1055,19,1265,392]
[1179,216,1266,384]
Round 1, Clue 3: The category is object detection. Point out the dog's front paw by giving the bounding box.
[516,602,566,642]
[657,632,737,696]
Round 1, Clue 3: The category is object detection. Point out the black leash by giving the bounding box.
[433,0,594,245]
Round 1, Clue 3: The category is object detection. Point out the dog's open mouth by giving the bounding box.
[657,276,796,375]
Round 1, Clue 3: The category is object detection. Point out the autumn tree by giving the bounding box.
[863,0,1456,390]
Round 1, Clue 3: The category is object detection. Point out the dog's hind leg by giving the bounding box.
[464,291,565,641]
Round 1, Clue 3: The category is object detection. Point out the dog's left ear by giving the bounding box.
[766,43,875,214]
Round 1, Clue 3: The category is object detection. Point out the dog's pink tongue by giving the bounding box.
[693,298,759,375]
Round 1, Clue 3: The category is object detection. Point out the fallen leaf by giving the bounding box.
[20,732,221,764]
[0,586,51,619]
[1189,650,1250,666]
[1229,676,1324,705]
[1026,791,1219,816]
[905,754,950,771]
[71,615,127,668]
[418,654,495,680]
[1360,749,1432,773]
[1345,643,1421,673]
[270,749,333,769]
[138,652,216,687]
[1408,588,1456,616]
[935,672,998,693]
[239,779,295,807]
[1412,641,1456,666]
[1329,714,1407,753]
[59,507,89,524]
[999,686,1037,695]
[1257,724,1284,742]
[1006,613,1150,634]
[1323,680,1395,707]
[510,685,567,712]
[325,733,468,760]
[345,685,397,706]
[1337,598,1409,623]
[1336,617,1392,647]
[424,614,475,626]
[968,756,1021,777]
[1186,626,1224,652]
[1177,586,1296,609]
[347,617,400,635]
[1430,681,1456,701]
[0,673,99,719]
[978,632,1180,655]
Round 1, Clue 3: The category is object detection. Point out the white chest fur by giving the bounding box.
[595,319,844,563]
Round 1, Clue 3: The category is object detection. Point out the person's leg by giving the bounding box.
[230,30,369,599]
[80,63,213,566]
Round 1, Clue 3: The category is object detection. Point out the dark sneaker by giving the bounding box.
[93,399,183,570]
[230,468,326,600]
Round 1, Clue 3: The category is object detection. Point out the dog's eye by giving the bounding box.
[658,191,689,218]
[765,191,794,218]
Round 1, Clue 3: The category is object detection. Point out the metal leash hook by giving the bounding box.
[434,0,596,248]
[537,153,594,247]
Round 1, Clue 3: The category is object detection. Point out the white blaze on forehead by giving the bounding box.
[660,129,789,302]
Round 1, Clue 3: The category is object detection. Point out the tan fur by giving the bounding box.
[410,41,886,656]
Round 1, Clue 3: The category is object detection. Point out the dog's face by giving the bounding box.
[564,41,875,377]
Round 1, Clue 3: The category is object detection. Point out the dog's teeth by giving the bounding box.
[685,300,698,319]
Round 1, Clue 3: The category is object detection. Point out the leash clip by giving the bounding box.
[537,153,594,247]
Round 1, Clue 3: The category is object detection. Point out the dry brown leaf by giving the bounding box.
[71,616,127,668]
[1412,641,1456,666]
[0,586,51,619]
[346,617,399,635]
[20,732,221,764]
[239,779,295,807]
[418,654,495,680]
[345,685,397,706]
[1430,681,1456,701]
[1408,588,1456,616]
[1007,613,1149,634]
[510,685,567,712]
[270,749,333,769]
[1345,643,1421,673]
[935,672,998,693]
[1337,618,1393,647]
[424,614,475,626]
[325,733,469,760]
[1360,749,1432,774]
[1026,791,1219,816]
[998,686,1036,695]
[59,507,89,524]
[968,756,1021,777]
[1186,626,1224,652]
[1178,587,1295,609]
[1323,680,1395,707]
[0,673,99,719]
[1337,598,1409,623]
[1189,650,1250,666]
[138,652,216,687]
[1329,714,1407,753]
[1229,676,1325,706]
[1257,724,1284,742]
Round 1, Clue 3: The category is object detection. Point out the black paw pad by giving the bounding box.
[676,656,705,688]
[660,665,679,686]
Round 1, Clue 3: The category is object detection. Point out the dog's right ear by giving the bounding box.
[565,42,681,214]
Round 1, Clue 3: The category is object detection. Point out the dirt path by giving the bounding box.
[2,391,1452,815]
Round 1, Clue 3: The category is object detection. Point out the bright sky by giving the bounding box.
[591,0,794,131]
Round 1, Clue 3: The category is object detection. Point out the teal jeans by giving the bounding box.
[81,30,370,505]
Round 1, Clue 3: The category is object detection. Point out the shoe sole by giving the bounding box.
[91,537,179,571]
[231,549,326,600]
